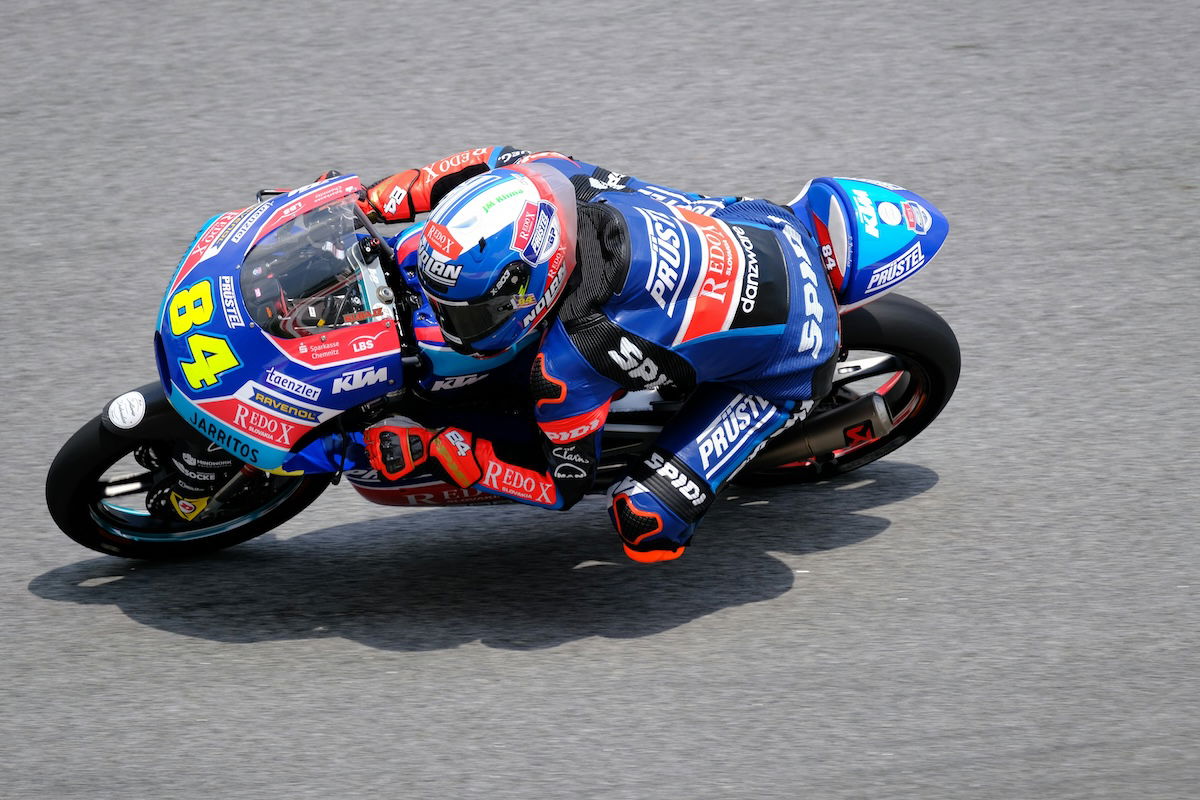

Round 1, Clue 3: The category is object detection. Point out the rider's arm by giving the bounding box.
[421,323,622,511]
[363,146,743,222]
[361,146,533,223]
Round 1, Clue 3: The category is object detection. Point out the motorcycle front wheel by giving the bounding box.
[46,414,331,559]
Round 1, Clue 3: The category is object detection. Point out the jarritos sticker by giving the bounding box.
[269,319,400,368]
[672,207,745,345]
[511,201,559,265]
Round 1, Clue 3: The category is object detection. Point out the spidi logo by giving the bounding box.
[331,366,388,394]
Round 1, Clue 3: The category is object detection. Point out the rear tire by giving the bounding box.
[46,414,331,559]
[740,293,960,484]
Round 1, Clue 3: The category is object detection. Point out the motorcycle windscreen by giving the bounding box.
[791,177,949,312]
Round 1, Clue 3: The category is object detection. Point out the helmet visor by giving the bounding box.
[428,260,531,348]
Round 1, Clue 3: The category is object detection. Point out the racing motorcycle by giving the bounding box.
[46,173,960,559]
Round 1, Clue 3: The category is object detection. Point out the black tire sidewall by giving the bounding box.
[46,415,330,560]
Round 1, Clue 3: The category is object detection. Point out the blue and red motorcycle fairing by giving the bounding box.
[45,166,958,559]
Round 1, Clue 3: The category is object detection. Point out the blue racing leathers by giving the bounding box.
[376,147,841,562]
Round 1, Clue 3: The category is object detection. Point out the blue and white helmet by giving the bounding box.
[416,163,578,356]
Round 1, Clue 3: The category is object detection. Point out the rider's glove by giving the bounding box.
[363,170,422,224]
[363,422,434,481]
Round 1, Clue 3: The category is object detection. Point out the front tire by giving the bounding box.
[46,415,331,559]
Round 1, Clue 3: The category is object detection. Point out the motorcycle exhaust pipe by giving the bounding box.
[751,393,894,470]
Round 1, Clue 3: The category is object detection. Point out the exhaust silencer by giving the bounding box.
[751,393,894,470]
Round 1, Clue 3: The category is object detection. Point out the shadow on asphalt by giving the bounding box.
[29,461,938,651]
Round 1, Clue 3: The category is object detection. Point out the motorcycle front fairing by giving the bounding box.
[155,176,408,471]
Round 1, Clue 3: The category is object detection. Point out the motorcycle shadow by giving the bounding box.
[29,461,938,651]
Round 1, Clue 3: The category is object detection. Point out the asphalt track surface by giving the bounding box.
[3,1,1198,797]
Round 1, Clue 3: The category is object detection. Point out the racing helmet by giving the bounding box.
[416,163,577,356]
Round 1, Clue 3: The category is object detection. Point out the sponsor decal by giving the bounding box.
[643,451,708,506]
[250,389,320,423]
[189,411,261,462]
[218,275,245,328]
[479,460,556,504]
[902,201,931,235]
[851,188,880,238]
[539,404,609,443]
[262,367,319,398]
[229,200,272,244]
[843,421,876,446]
[637,206,689,315]
[865,241,925,294]
[421,148,492,182]
[608,336,670,389]
[351,330,388,353]
[731,225,760,315]
[232,400,297,445]
[877,202,902,227]
[697,394,776,476]
[170,493,208,521]
[511,201,557,266]
[419,251,463,287]
[429,373,485,391]
[588,170,629,191]
[674,208,743,344]
[769,215,828,358]
[331,365,388,394]
[297,339,344,360]
[552,463,588,480]
[107,391,145,430]
[519,267,566,327]
[551,446,589,465]
[424,222,462,258]
[342,308,385,325]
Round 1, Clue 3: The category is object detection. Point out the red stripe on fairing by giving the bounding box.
[250,176,363,247]
[268,318,401,368]
[169,209,244,294]
[673,207,743,345]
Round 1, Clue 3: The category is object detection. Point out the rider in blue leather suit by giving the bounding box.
[360,147,840,562]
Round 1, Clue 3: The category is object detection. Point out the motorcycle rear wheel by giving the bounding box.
[46,414,331,559]
[740,293,960,484]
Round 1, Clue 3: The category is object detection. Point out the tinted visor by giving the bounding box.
[428,261,531,348]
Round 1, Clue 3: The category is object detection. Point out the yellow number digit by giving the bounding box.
[180,333,240,389]
[169,280,215,336]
